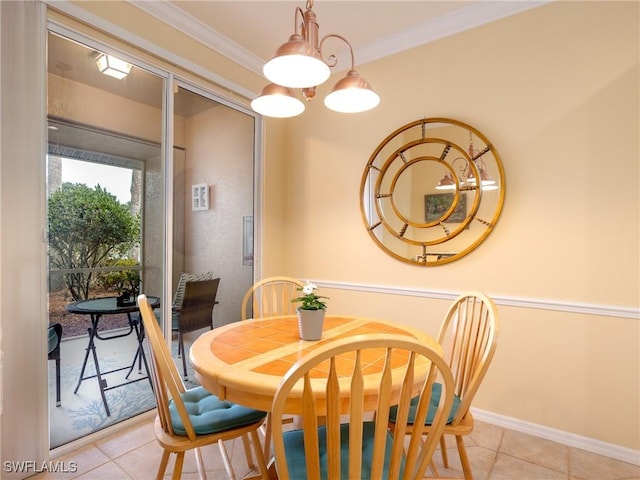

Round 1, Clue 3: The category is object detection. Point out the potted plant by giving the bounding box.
[291,281,329,340]
[97,259,141,306]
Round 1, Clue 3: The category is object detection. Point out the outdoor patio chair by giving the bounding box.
[48,323,62,407]
[171,272,220,380]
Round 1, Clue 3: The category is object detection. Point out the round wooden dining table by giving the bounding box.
[189,314,441,413]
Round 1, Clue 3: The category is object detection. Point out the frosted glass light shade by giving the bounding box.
[250,84,305,118]
[263,34,330,88]
[324,70,380,113]
[435,173,456,190]
[264,55,330,89]
[96,54,132,79]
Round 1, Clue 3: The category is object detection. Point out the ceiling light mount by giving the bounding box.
[251,0,380,118]
[95,53,132,80]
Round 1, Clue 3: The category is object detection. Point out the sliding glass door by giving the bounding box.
[172,84,255,330]
[46,31,165,447]
[45,30,258,449]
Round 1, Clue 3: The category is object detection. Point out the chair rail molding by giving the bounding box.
[314,280,640,320]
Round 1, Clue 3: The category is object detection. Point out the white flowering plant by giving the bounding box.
[291,281,328,311]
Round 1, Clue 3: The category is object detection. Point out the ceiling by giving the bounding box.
[134,1,548,76]
[48,1,548,112]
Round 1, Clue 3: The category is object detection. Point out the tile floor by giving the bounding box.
[33,415,639,480]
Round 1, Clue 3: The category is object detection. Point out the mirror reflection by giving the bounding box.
[360,118,505,265]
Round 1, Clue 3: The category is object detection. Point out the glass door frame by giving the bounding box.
[44,15,264,453]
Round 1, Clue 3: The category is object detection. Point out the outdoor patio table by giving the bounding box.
[66,295,160,416]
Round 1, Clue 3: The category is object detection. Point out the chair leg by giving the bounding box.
[195,447,208,480]
[55,356,61,407]
[179,334,188,380]
[172,452,185,480]
[241,434,255,469]
[440,434,449,467]
[261,413,273,461]
[156,450,170,480]
[217,439,236,480]
[430,460,440,477]
[250,429,270,480]
[456,435,473,479]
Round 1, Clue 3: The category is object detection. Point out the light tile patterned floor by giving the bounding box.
[33,416,639,480]
[42,331,639,479]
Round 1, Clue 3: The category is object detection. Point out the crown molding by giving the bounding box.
[128,0,265,75]
[354,1,550,66]
[129,1,551,78]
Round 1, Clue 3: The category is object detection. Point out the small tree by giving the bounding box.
[48,183,140,301]
[96,258,141,296]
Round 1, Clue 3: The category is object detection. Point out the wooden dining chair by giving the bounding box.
[270,333,455,480]
[48,323,63,407]
[240,276,303,320]
[389,291,499,479]
[240,276,305,457]
[137,294,269,480]
[171,273,220,380]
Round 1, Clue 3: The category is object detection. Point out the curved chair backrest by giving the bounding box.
[437,291,499,426]
[138,294,197,440]
[178,277,220,333]
[172,271,218,310]
[241,276,303,320]
[270,333,455,480]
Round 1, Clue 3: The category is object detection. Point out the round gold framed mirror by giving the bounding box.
[360,118,505,266]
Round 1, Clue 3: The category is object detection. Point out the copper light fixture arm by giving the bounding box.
[319,33,356,70]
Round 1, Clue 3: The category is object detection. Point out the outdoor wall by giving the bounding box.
[273,1,639,453]
[47,74,162,144]
[181,104,255,326]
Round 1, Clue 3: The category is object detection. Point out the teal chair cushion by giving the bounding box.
[171,311,180,330]
[389,382,461,425]
[281,421,404,479]
[47,326,59,354]
[169,386,266,436]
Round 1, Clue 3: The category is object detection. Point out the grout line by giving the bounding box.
[485,427,505,478]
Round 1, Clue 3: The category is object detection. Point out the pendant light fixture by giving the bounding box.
[436,132,497,191]
[251,0,380,118]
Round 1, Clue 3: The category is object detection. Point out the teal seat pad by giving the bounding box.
[389,382,461,425]
[169,386,266,436]
[281,421,404,480]
[47,326,59,354]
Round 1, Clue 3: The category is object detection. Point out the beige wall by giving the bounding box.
[1,1,636,469]
[268,1,639,450]
[70,0,639,451]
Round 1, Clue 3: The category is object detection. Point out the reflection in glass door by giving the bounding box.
[172,86,255,330]
[46,31,165,448]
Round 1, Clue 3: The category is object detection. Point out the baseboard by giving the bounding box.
[472,408,640,466]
